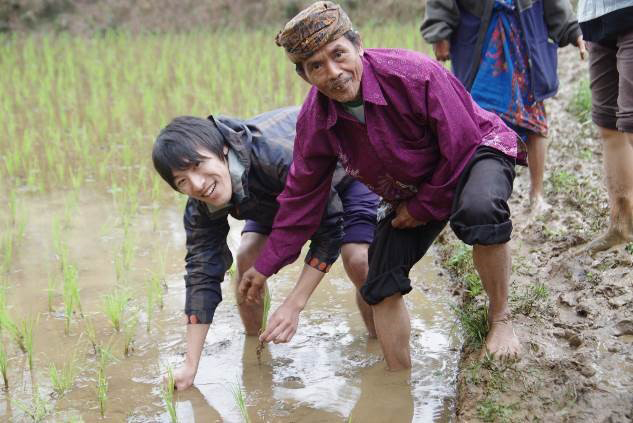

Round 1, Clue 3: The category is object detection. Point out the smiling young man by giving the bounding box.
[152,107,378,389]
[239,1,524,369]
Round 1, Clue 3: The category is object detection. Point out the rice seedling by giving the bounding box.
[20,314,38,371]
[453,303,488,350]
[145,273,164,332]
[229,379,251,423]
[102,288,130,332]
[49,355,79,397]
[0,340,8,390]
[256,287,272,363]
[12,384,52,422]
[62,262,81,334]
[0,310,23,352]
[83,318,98,355]
[47,274,57,313]
[95,344,116,418]
[162,367,178,423]
[123,314,139,357]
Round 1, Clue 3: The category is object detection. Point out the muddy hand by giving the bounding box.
[260,302,300,344]
[239,267,267,304]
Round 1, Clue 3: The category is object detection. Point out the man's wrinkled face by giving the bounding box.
[301,36,363,103]
[172,147,232,207]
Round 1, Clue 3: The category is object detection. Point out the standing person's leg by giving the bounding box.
[526,133,549,213]
[341,243,376,337]
[234,228,269,335]
[338,180,379,337]
[360,213,446,370]
[451,147,521,359]
[586,32,633,252]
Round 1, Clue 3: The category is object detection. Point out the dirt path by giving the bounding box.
[439,46,633,423]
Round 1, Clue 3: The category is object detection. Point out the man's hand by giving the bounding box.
[433,39,450,61]
[575,35,587,60]
[259,301,301,344]
[391,202,425,229]
[238,267,267,304]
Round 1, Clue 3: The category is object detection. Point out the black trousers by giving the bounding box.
[360,147,516,305]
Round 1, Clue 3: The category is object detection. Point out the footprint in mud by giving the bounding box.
[280,375,305,389]
[614,320,633,336]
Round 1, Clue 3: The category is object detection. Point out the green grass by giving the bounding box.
[567,78,592,123]
[453,303,488,349]
[62,261,82,334]
[549,170,578,194]
[511,282,549,316]
[0,340,8,389]
[477,396,516,423]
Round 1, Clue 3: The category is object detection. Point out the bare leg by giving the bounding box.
[341,243,376,337]
[587,127,633,252]
[472,243,521,359]
[372,293,411,370]
[526,133,550,215]
[235,232,268,335]
[173,322,210,390]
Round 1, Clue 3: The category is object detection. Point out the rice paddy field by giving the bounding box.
[0,24,462,421]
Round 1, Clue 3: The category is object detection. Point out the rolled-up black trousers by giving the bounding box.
[360,146,516,305]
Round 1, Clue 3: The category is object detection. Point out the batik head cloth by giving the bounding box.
[275,1,353,63]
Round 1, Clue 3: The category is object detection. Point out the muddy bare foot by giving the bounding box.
[528,195,551,219]
[173,365,196,390]
[480,318,521,361]
[584,228,633,254]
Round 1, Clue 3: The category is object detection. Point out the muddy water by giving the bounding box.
[0,191,459,422]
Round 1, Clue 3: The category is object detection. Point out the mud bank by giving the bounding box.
[442,46,633,423]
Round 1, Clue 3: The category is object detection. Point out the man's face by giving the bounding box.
[172,147,232,207]
[301,36,363,103]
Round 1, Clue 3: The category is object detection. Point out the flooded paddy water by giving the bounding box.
[0,191,460,422]
[0,25,467,422]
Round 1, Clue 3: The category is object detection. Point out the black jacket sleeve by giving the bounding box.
[183,198,232,324]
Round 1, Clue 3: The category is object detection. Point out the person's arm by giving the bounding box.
[544,0,583,47]
[174,199,231,390]
[240,117,339,302]
[420,0,460,57]
[259,264,325,343]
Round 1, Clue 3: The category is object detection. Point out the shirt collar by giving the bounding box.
[324,53,387,129]
[205,149,246,214]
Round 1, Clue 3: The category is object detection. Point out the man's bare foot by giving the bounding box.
[585,228,633,254]
[481,318,521,361]
[173,364,196,390]
[528,195,551,218]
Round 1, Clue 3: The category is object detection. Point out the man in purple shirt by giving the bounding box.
[240,1,522,369]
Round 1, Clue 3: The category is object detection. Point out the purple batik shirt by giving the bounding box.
[255,48,519,277]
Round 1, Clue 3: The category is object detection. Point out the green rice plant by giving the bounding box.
[47,274,57,313]
[0,340,8,389]
[20,314,38,371]
[445,243,475,278]
[229,379,250,423]
[162,367,178,423]
[549,170,578,194]
[0,309,23,352]
[256,287,272,362]
[453,303,489,350]
[511,281,549,316]
[123,314,139,357]
[49,354,79,397]
[146,273,164,332]
[1,231,14,274]
[62,262,81,334]
[96,365,108,418]
[102,288,130,332]
[12,384,52,422]
[83,318,98,355]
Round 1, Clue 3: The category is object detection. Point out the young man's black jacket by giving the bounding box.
[183,107,355,324]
